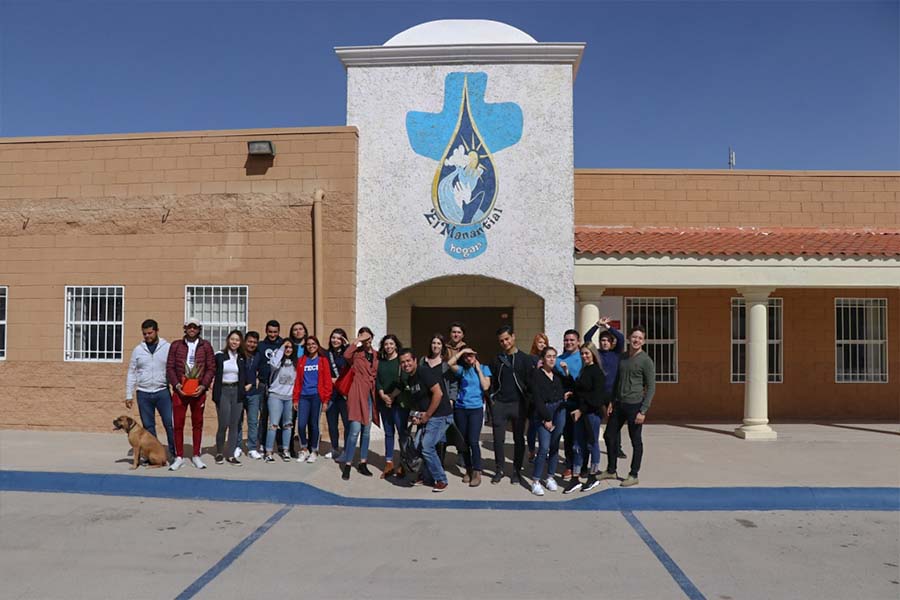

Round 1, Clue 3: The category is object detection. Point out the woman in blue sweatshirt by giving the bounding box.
[585,316,627,460]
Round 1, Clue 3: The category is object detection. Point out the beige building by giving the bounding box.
[1,20,898,436]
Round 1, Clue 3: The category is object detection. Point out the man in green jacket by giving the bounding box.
[599,325,656,487]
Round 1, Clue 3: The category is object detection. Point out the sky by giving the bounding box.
[0,0,897,170]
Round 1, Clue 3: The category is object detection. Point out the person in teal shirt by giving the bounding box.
[448,346,491,487]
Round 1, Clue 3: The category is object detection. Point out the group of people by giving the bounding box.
[124,316,656,495]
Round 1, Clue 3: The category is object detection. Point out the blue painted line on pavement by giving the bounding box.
[622,509,706,600]
[175,505,291,600]
[1,470,898,511]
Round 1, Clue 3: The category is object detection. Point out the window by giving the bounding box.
[0,286,7,360]
[625,297,677,382]
[835,298,888,383]
[731,297,783,383]
[64,286,124,361]
[185,285,249,350]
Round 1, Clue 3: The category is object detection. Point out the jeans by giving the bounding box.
[490,400,526,474]
[378,402,409,462]
[265,393,293,453]
[215,384,243,457]
[604,402,644,477]
[454,406,484,472]
[533,402,566,482]
[421,414,454,484]
[326,392,349,453]
[297,393,322,450]
[341,396,372,464]
[244,392,262,451]
[136,389,176,459]
[573,412,603,474]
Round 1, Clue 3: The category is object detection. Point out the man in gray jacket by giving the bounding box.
[125,319,175,461]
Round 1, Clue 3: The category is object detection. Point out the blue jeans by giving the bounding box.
[533,402,566,482]
[326,392,349,453]
[136,389,175,459]
[573,412,603,473]
[265,393,293,453]
[378,403,409,461]
[421,414,454,485]
[341,397,372,464]
[454,406,484,471]
[243,392,262,451]
[297,393,322,450]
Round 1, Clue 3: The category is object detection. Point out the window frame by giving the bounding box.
[834,298,888,384]
[730,297,784,384]
[624,296,678,383]
[63,285,125,363]
[184,285,250,351]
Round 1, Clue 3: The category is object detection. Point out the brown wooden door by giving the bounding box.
[411,307,513,359]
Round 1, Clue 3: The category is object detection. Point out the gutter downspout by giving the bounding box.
[313,189,325,337]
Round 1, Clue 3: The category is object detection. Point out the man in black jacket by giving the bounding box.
[489,326,532,485]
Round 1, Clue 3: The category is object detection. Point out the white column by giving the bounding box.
[735,287,777,440]
[576,286,604,340]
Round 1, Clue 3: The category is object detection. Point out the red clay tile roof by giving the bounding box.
[574,227,900,258]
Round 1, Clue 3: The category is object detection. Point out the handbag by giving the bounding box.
[335,366,354,397]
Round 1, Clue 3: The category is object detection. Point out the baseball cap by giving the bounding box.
[185,317,202,327]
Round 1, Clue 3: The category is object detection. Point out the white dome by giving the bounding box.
[384,20,538,46]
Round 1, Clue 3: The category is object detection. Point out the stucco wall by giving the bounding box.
[348,64,574,344]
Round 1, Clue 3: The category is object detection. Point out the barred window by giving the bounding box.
[0,286,7,360]
[731,298,783,383]
[835,298,888,383]
[185,285,249,351]
[625,297,677,383]
[64,286,124,361]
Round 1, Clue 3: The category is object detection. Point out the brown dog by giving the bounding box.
[113,415,168,469]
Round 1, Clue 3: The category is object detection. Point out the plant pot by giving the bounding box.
[181,378,200,396]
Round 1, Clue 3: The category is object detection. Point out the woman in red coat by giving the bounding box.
[292,336,334,464]
[339,327,379,480]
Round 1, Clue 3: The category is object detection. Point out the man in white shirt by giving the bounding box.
[125,319,175,461]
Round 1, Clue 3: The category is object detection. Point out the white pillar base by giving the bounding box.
[734,424,778,440]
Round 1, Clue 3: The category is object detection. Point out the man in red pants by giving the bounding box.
[166,317,216,471]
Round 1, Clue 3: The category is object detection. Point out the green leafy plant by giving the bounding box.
[184,362,203,380]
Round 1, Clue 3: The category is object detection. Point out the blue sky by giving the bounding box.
[1,0,897,169]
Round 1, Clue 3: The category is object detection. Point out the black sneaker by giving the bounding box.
[357,463,373,477]
[264,454,275,463]
[491,472,503,485]
[581,476,600,492]
[618,449,627,459]
[280,452,291,462]
[226,457,242,467]
[563,480,582,494]
[341,464,351,480]
[215,454,224,465]
[510,471,521,485]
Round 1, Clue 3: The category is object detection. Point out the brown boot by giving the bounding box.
[381,460,394,479]
[462,469,472,484]
[469,470,482,487]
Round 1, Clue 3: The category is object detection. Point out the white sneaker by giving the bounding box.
[169,457,185,471]
[531,481,545,496]
[296,449,310,463]
[544,478,559,492]
[324,450,334,459]
[191,456,207,469]
[306,451,318,464]
[248,450,262,460]
[234,447,243,459]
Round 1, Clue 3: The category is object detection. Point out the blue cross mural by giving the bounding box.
[406,72,523,260]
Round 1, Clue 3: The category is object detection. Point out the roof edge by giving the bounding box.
[0,126,359,145]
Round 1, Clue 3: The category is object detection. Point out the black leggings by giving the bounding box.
[604,402,644,476]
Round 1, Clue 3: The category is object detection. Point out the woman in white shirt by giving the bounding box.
[213,330,247,466]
